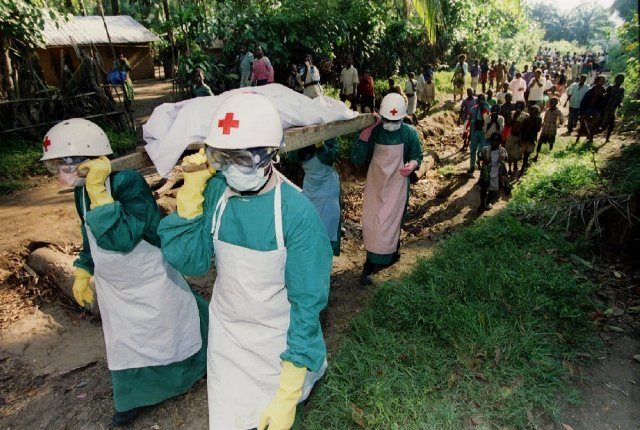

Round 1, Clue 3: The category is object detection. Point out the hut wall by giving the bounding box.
[37,44,155,87]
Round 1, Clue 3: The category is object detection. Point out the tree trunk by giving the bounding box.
[97,0,117,61]
[110,0,120,15]
[78,0,88,15]
[162,0,176,79]
[1,35,16,99]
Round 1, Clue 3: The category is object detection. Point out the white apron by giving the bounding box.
[302,155,340,242]
[362,143,407,255]
[207,176,326,430]
[83,179,201,371]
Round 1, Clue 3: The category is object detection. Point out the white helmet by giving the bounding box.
[40,118,112,161]
[379,93,407,120]
[204,92,283,150]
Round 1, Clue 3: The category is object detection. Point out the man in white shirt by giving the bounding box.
[571,60,581,84]
[508,72,527,103]
[564,74,590,134]
[527,69,545,108]
[340,55,359,111]
[496,82,511,105]
[301,54,322,99]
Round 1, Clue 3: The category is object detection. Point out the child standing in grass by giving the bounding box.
[533,97,564,162]
[478,132,510,212]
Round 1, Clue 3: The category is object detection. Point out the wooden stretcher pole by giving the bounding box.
[108,113,377,172]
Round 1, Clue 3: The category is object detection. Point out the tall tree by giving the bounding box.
[611,0,638,19]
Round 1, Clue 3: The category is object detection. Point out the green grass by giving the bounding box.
[438,165,456,178]
[303,134,603,429]
[304,213,596,429]
[510,138,601,207]
[0,136,48,195]
[0,128,138,195]
[434,70,454,96]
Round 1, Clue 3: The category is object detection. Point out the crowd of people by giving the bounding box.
[453,49,625,212]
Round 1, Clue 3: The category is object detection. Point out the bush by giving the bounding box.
[608,15,640,121]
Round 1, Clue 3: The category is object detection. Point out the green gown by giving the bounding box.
[73,170,208,412]
[288,138,342,256]
[350,123,423,265]
[158,173,332,373]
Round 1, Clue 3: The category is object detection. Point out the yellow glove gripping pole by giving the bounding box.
[81,156,114,208]
[258,361,307,430]
[72,267,94,307]
[177,149,215,219]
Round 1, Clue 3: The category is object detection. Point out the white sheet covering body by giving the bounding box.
[143,84,358,177]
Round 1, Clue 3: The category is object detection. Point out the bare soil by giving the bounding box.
[0,81,637,429]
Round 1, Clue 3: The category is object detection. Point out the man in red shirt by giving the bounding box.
[358,70,375,113]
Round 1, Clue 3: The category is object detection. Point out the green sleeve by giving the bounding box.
[287,145,315,164]
[403,125,423,168]
[72,187,94,275]
[280,188,332,372]
[85,171,161,253]
[158,175,225,276]
[351,127,377,166]
[316,138,338,166]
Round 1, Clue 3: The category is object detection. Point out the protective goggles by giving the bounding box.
[205,147,277,173]
[43,156,89,174]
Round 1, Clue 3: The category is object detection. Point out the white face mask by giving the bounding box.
[223,164,270,192]
[58,166,86,188]
[383,122,402,132]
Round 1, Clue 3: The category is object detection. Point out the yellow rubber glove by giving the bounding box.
[177,148,216,219]
[258,361,307,430]
[80,156,114,208]
[72,267,94,307]
[314,141,324,148]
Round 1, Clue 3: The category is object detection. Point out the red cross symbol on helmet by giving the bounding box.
[390,108,398,116]
[43,136,52,152]
[218,112,240,135]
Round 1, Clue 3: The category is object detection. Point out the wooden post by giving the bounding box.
[78,0,88,15]
[162,0,176,82]
[1,35,16,99]
[96,0,117,61]
[110,0,120,15]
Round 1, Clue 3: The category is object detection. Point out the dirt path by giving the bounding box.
[131,79,173,132]
[0,90,637,429]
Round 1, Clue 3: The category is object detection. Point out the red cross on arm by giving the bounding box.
[43,136,52,152]
[218,112,240,135]
[390,108,398,116]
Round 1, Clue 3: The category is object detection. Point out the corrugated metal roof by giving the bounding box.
[44,15,160,46]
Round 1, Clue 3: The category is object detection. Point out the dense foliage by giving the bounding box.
[607,14,639,120]
[528,2,613,46]
[44,0,532,85]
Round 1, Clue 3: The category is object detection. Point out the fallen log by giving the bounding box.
[27,247,100,315]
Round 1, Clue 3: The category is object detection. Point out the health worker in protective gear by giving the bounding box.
[40,118,208,427]
[351,93,423,286]
[288,138,341,256]
[157,93,332,430]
